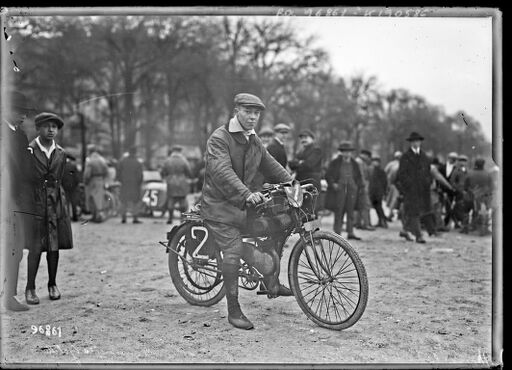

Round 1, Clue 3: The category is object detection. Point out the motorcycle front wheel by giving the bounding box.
[288,230,369,331]
[168,226,225,306]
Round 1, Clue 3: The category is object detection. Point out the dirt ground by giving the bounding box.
[1,206,496,367]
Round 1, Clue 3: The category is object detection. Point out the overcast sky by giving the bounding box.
[291,16,493,141]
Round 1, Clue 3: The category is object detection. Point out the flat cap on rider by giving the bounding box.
[234,93,266,111]
[35,112,64,129]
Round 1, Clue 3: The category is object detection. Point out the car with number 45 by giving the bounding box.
[141,170,167,217]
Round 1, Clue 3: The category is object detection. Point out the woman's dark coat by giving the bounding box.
[27,139,73,252]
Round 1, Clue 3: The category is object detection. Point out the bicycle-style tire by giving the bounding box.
[288,230,368,330]
[168,225,225,306]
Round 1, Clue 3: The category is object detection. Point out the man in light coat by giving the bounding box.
[83,145,109,222]
[161,145,192,224]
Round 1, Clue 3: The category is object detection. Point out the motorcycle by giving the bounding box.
[158,180,369,330]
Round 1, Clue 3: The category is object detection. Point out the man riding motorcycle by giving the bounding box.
[200,93,293,330]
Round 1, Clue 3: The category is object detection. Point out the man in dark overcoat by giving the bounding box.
[369,155,388,228]
[450,155,471,233]
[117,146,144,224]
[324,141,363,240]
[439,151,458,229]
[1,91,37,311]
[62,154,81,222]
[354,149,375,231]
[465,158,493,235]
[26,112,73,304]
[395,132,432,243]
[201,93,293,330]
[289,129,322,193]
[266,123,290,169]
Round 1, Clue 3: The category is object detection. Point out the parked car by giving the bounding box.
[141,170,167,217]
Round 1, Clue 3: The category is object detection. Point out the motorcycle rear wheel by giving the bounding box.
[168,226,225,306]
[288,230,368,330]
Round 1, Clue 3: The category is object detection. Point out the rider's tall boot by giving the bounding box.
[223,263,254,330]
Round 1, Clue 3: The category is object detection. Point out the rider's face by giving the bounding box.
[236,105,261,131]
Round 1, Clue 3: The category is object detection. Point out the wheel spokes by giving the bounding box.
[296,239,362,324]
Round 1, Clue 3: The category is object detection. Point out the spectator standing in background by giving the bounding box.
[465,158,493,236]
[369,155,388,228]
[450,155,471,233]
[395,132,432,244]
[266,123,290,169]
[83,144,109,222]
[117,146,144,224]
[439,151,458,229]
[258,127,274,148]
[161,146,192,224]
[289,129,322,193]
[384,151,402,222]
[1,91,37,311]
[324,141,363,240]
[25,113,73,305]
[252,127,275,190]
[61,154,81,222]
[354,149,375,231]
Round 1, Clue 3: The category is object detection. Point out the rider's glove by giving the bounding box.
[246,192,266,206]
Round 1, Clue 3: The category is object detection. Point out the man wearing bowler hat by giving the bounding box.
[1,91,38,311]
[324,141,364,240]
[395,132,432,243]
[201,93,293,330]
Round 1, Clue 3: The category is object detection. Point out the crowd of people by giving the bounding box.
[260,121,496,244]
[2,91,498,324]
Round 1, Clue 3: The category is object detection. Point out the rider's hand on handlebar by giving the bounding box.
[246,192,266,206]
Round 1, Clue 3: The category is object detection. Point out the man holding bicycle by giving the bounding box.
[200,93,293,330]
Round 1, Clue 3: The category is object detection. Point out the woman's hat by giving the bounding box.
[406,132,424,141]
[34,112,64,129]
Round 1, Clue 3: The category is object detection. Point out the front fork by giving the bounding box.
[299,230,332,281]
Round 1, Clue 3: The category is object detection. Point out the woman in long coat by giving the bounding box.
[25,113,73,305]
